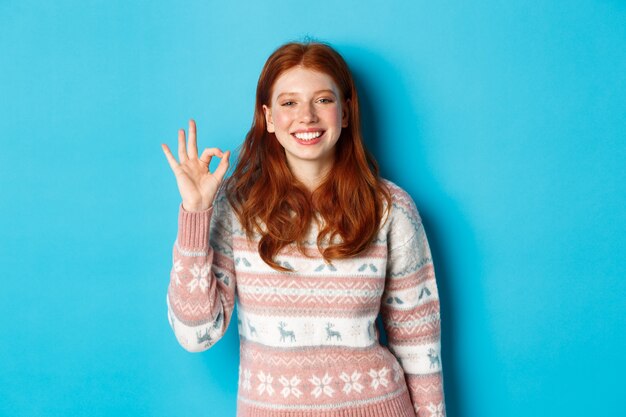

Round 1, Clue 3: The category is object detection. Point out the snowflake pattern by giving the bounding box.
[245,366,409,401]
[257,371,274,396]
[427,402,445,417]
[339,371,363,394]
[302,322,315,338]
[173,259,183,286]
[349,323,363,339]
[242,369,252,391]
[309,372,334,398]
[368,367,389,390]
[279,375,302,398]
[392,361,402,383]
[187,263,209,293]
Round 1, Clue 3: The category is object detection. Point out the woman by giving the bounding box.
[161,41,447,417]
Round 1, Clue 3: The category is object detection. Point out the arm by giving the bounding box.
[166,190,236,352]
[381,195,447,417]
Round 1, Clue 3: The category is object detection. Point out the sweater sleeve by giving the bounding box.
[165,190,236,352]
[381,192,447,417]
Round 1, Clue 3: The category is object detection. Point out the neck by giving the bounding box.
[286,155,335,192]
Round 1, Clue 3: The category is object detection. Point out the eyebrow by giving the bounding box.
[276,89,337,100]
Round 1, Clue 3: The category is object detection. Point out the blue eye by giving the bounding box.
[281,101,295,106]
[318,98,334,103]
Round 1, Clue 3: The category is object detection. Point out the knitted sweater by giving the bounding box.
[166,180,447,417]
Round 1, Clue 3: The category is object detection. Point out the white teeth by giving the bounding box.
[294,131,323,141]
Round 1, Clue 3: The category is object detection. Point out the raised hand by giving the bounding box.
[161,119,230,212]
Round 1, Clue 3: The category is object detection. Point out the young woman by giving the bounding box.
[161,41,447,417]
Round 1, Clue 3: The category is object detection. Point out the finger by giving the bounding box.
[188,119,199,159]
[198,147,224,167]
[213,150,230,183]
[178,129,189,163]
[161,144,180,172]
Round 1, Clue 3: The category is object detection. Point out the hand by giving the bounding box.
[161,119,230,212]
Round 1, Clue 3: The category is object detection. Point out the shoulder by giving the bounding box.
[379,178,425,251]
[380,178,423,225]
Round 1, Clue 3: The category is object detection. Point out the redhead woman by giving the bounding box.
[161,41,447,417]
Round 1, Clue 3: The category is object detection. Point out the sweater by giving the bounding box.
[166,179,447,417]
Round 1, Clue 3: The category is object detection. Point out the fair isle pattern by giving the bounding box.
[236,365,406,402]
[166,179,447,417]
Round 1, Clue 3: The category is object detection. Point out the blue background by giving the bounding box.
[1,1,624,416]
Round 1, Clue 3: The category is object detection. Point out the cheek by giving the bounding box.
[272,109,293,130]
[321,106,342,125]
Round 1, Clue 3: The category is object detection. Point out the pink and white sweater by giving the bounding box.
[166,180,447,417]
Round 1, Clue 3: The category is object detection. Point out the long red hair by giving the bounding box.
[225,41,391,271]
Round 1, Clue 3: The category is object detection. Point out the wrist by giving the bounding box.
[182,202,211,212]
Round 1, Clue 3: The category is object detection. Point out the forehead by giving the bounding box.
[271,66,340,100]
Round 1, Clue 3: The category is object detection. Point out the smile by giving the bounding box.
[292,131,324,141]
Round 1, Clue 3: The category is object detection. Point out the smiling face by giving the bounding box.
[262,66,349,177]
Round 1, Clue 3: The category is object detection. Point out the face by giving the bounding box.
[263,66,349,174]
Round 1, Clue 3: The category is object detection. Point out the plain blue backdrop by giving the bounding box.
[1,1,624,416]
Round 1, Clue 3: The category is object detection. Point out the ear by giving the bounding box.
[262,104,275,133]
[341,99,350,128]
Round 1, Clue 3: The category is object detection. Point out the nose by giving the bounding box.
[298,102,318,123]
